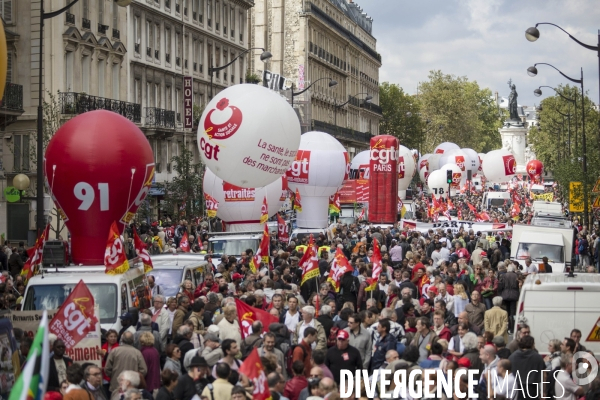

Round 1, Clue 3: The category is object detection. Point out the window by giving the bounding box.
[155,139,163,170]
[199,41,203,72]
[112,64,120,99]
[165,28,171,60]
[207,0,212,26]
[175,88,181,117]
[155,83,160,107]
[98,0,104,24]
[82,54,91,93]
[223,4,227,32]
[1,0,13,24]
[198,0,204,22]
[230,7,234,37]
[134,16,140,51]
[207,43,212,68]
[134,78,141,103]
[82,0,89,20]
[239,11,244,41]
[166,86,172,110]
[98,60,105,97]
[155,23,160,58]
[112,1,118,30]
[146,20,151,52]
[215,0,219,30]
[175,32,181,58]
[238,55,243,83]
[13,134,30,171]
[64,51,73,91]
[146,82,151,107]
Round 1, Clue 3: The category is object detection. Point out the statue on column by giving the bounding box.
[508,80,520,121]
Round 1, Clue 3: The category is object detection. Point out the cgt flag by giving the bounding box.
[21,224,50,284]
[104,221,129,275]
[260,196,269,224]
[327,248,352,292]
[49,280,98,349]
[276,214,289,243]
[293,188,302,212]
[133,229,154,273]
[9,311,50,400]
[365,238,382,291]
[249,224,269,274]
[300,235,320,285]
[329,192,341,214]
[179,231,191,252]
[239,348,272,400]
[235,299,279,339]
[205,193,219,218]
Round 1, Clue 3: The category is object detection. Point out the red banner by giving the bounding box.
[235,299,279,339]
[369,135,398,223]
[293,188,302,212]
[104,221,129,275]
[300,235,319,285]
[179,231,190,252]
[366,238,382,291]
[286,150,311,184]
[205,193,219,218]
[249,224,269,274]
[239,348,272,400]
[133,230,153,273]
[327,248,352,292]
[21,224,50,283]
[223,183,256,202]
[277,214,289,243]
[49,280,98,349]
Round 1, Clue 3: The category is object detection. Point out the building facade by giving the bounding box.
[250,0,382,157]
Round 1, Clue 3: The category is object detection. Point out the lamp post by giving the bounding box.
[534,86,577,156]
[334,93,372,126]
[525,23,600,175]
[290,77,338,107]
[35,0,132,233]
[528,63,588,224]
[209,48,272,99]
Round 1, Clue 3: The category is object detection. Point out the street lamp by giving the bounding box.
[525,22,600,183]
[291,77,338,107]
[208,48,272,99]
[334,93,372,126]
[35,0,131,233]
[528,62,588,224]
[534,86,577,156]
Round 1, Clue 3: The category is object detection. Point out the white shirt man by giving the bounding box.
[435,283,454,313]
[524,258,538,274]
[554,354,584,400]
[283,296,301,340]
[491,359,517,400]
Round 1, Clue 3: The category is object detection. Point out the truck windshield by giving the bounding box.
[210,239,259,257]
[490,198,510,207]
[516,243,564,263]
[23,283,118,324]
[148,269,183,297]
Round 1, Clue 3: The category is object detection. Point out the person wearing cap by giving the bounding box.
[174,355,209,400]
[492,335,511,360]
[324,329,362,386]
[201,333,224,367]
[117,312,137,342]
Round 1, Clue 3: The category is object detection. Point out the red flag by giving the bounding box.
[358,207,365,220]
[250,224,269,274]
[104,221,130,275]
[447,198,455,210]
[133,230,153,273]
[21,224,50,283]
[239,348,272,400]
[205,193,219,218]
[277,214,289,243]
[366,238,382,291]
[511,202,521,218]
[329,192,341,214]
[179,231,190,252]
[327,248,352,292]
[299,235,319,285]
[457,208,463,220]
[49,280,98,349]
[235,299,279,339]
[260,196,268,224]
[293,188,302,212]
[467,202,477,212]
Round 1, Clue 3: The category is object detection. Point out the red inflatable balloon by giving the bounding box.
[526,159,543,182]
[44,111,155,265]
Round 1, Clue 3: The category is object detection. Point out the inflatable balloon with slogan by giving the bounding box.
[198,84,301,188]
[482,149,517,183]
[434,142,459,154]
[526,159,543,182]
[44,110,155,265]
[369,135,398,223]
[398,145,416,192]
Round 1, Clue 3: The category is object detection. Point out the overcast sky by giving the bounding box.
[357,0,600,107]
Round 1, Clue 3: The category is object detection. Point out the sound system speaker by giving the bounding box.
[42,240,67,267]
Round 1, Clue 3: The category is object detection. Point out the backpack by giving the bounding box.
[579,241,587,255]
[241,336,263,360]
[285,343,307,376]
[327,326,340,348]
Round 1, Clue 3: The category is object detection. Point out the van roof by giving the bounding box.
[28,264,145,284]
[151,259,208,269]
[521,273,600,291]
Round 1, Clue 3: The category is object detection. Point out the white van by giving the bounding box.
[515,273,600,355]
[481,191,511,210]
[22,262,147,332]
[149,254,208,298]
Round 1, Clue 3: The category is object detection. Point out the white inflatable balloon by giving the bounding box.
[398,145,416,190]
[477,153,485,177]
[287,131,347,228]
[462,148,481,176]
[198,84,301,188]
[419,165,430,185]
[418,154,431,173]
[482,149,517,183]
[350,150,370,179]
[203,168,287,232]
[427,169,448,198]
[434,142,459,154]
[440,163,463,196]
[428,154,442,171]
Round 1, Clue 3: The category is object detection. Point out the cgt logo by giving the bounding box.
[503,154,516,175]
[370,147,397,165]
[398,157,405,179]
[455,155,465,171]
[286,150,310,184]
[452,173,461,188]
[203,98,243,140]
[343,151,350,180]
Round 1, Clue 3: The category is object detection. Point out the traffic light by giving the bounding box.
[446,170,452,184]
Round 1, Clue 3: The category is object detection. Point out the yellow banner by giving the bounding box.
[569,182,584,212]
[533,193,554,202]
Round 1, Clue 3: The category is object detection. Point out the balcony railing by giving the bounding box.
[65,12,75,24]
[312,119,372,143]
[82,18,91,29]
[112,28,120,39]
[0,83,24,112]
[361,101,383,115]
[145,107,175,128]
[59,92,141,123]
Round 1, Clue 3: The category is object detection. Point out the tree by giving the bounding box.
[418,70,502,153]
[157,147,204,220]
[379,83,423,150]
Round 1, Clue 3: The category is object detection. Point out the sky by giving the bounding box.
[355,0,600,107]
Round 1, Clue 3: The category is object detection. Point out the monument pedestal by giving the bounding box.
[499,122,528,174]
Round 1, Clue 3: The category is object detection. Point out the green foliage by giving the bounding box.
[245,71,261,84]
[529,84,600,213]
[378,83,423,149]
[417,70,502,153]
[157,147,204,220]
[193,103,205,127]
